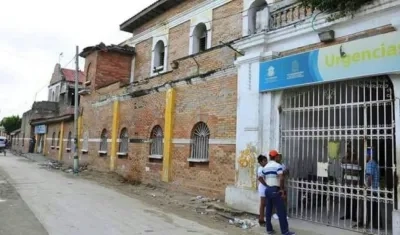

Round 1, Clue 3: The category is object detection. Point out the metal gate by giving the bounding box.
[279,76,397,235]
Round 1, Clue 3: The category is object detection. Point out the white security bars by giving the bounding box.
[150,125,163,157]
[280,76,396,235]
[189,122,210,162]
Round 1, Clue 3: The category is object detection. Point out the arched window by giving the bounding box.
[189,122,210,162]
[119,128,129,154]
[99,129,108,152]
[192,23,208,53]
[82,131,89,152]
[248,0,268,35]
[150,125,163,157]
[153,40,165,70]
[66,131,72,149]
[57,131,61,148]
[51,132,56,147]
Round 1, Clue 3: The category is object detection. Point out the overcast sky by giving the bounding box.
[0,0,154,120]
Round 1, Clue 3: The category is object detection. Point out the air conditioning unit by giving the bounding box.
[153,65,164,73]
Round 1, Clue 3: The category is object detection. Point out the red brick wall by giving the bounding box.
[212,0,242,46]
[132,0,207,35]
[168,21,190,70]
[134,38,152,81]
[95,51,132,89]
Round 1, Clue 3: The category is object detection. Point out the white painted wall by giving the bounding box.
[226,0,400,213]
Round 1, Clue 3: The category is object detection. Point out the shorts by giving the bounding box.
[258,184,267,197]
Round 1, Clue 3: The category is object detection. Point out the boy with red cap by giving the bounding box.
[262,150,295,235]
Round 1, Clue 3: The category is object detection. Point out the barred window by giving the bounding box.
[150,125,163,157]
[119,128,129,153]
[100,129,108,152]
[67,131,72,149]
[189,122,210,162]
[51,132,56,146]
[192,23,208,53]
[82,131,89,150]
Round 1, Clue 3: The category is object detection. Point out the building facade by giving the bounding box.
[11,64,85,163]
[77,0,242,197]
[226,0,400,234]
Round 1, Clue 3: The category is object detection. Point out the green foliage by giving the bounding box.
[300,0,374,19]
[0,115,22,134]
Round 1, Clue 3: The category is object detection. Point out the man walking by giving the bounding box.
[263,150,295,235]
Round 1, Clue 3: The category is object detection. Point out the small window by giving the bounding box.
[51,132,56,146]
[118,128,129,157]
[66,131,72,150]
[189,122,210,163]
[153,40,165,71]
[192,23,208,54]
[57,131,61,148]
[99,129,108,153]
[82,131,89,152]
[150,126,163,157]
[248,0,268,34]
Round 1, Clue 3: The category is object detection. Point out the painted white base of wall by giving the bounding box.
[393,210,400,234]
[225,186,259,215]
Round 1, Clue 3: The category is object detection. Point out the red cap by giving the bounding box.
[269,150,280,158]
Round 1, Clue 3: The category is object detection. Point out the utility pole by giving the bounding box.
[73,46,79,174]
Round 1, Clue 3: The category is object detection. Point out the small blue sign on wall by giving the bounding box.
[34,125,47,134]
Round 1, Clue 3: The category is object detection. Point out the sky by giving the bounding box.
[0,0,155,120]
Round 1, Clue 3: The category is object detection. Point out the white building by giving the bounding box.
[226,0,400,234]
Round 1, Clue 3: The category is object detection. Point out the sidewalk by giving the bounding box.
[18,152,361,235]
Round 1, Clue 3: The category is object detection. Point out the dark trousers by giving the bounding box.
[344,189,358,220]
[265,186,289,235]
[363,192,382,229]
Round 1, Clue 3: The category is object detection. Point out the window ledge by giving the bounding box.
[51,146,55,149]
[188,158,209,163]
[98,150,107,155]
[117,152,128,157]
[84,80,91,86]
[149,154,163,159]
[66,148,71,152]
[81,149,88,154]
[56,147,60,150]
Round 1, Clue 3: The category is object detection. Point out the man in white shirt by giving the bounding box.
[262,150,295,235]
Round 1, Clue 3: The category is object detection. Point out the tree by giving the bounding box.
[0,115,22,135]
[300,0,374,20]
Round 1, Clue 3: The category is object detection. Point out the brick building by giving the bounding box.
[226,0,400,234]
[77,0,242,197]
[11,64,85,162]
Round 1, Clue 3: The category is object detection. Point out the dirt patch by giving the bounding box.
[74,169,261,235]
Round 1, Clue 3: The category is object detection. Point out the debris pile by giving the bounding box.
[228,218,258,229]
[39,160,63,170]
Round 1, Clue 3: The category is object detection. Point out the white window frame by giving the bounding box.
[243,0,269,36]
[81,131,89,153]
[149,125,164,159]
[189,22,212,54]
[118,128,129,157]
[188,122,210,163]
[150,36,168,76]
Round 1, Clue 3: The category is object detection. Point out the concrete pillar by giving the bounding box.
[58,122,64,161]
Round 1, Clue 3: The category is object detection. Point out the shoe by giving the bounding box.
[284,232,296,235]
[267,230,276,234]
[273,214,279,220]
[259,220,266,227]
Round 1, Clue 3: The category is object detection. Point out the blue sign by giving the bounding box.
[34,125,47,134]
[259,31,400,92]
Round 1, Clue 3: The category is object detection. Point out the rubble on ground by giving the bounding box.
[39,160,63,170]
[228,218,258,229]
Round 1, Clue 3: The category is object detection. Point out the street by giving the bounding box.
[0,153,227,235]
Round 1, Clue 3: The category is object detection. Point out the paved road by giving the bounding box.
[0,153,226,235]
[0,165,48,235]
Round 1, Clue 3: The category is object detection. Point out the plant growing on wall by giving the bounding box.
[300,0,375,20]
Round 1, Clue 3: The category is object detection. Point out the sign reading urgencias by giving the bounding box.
[259,31,400,92]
